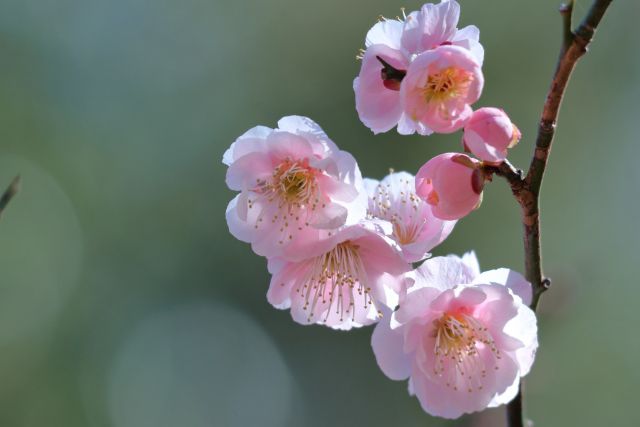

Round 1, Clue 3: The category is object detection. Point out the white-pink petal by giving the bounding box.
[401,0,461,54]
[371,308,412,380]
[354,44,409,134]
[365,19,404,50]
[452,25,484,65]
[410,254,478,292]
[473,268,533,306]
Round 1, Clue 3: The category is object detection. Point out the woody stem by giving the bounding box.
[483,0,613,426]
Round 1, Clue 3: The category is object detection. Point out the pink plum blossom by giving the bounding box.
[371,252,538,419]
[364,171,456,263]
[400,45,483,135]
[415,153,485,220]
[353,1,484,135]
[267,221,410,330]
[224,116,367,261]
[463,107,522,164]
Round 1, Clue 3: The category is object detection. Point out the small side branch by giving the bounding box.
[0,175,21,219]
[482,159,523,188]
[560,1,575,54]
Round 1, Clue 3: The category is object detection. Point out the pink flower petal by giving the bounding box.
[473,268,532,305]
[354,44,409,134]
[402,0,461,54]
[365,19,404,50]
[371,308,412,380]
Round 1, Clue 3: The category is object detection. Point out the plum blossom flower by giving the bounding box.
[224,116,367,261]
[371,252,538,418]
[354,0,484,135]
[415,153,485,220]
[267,221,410,330]
[463,107,522,164]
[400,45,483,134]
[364,171,456,263]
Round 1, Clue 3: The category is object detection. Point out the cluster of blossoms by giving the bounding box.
[223,0,537,420]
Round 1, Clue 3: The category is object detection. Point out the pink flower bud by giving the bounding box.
[415,153,484,220]
[462,107,521,164]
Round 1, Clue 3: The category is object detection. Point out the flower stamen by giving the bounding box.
[432,312,500,392]
[423,67,473,107]
[368,177,424,246]
[251,158,322,243]
[297,241,380,323]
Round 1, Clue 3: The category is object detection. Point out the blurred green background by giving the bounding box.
[0,0,637,426]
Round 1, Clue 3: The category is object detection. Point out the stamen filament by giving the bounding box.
[432,312,500,392]
[297,241,376,324]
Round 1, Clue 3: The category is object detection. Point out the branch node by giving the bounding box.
[542,277,552,290]
[539,119,556,134]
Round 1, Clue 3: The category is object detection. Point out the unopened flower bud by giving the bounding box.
[415,153,484,220]
[462,107,521,164]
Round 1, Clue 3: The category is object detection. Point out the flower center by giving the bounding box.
[272,159,319,205]
[393,222,420,245]
[253,158,319,207]
[368,176,424,246]
[423,67,473,105]
[296,241,380,324]
[432,312,500,392]
[250,158,324,244]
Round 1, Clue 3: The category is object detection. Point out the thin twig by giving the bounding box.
[524,0,612,308]
[560,1,575,54]
[0,175,21,219]
[497,1,614,426]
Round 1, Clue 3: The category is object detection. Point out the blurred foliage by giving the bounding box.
[0,0,638,426]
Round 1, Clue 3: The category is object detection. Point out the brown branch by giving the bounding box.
[481,159,524,190]
[0,175,21,219]
[525,0,612,308]
[506,384,525,427]
[497,1,614,427]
